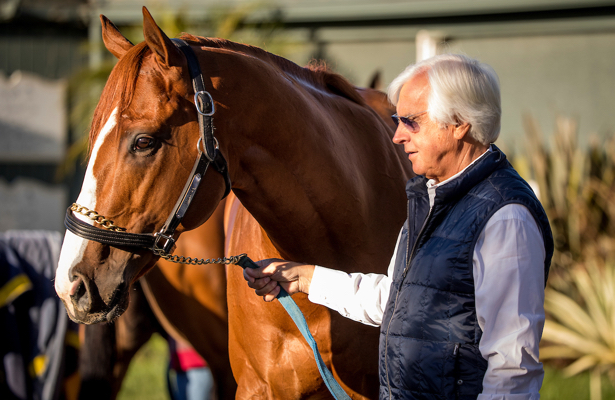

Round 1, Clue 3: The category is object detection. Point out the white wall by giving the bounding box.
[316,28,615,153]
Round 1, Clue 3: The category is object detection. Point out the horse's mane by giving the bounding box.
[180,34,365,106]
[89,35,365,154]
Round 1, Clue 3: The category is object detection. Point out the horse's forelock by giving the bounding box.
[88,43,150,157]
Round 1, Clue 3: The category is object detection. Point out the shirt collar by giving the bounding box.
[427,145,493,207]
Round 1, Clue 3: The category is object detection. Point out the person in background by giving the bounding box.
[167,337,214,400]
[244,54,554,399]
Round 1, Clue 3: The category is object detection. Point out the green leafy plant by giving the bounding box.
[541,261,615,400]
[515,116,615,275]
[513,115,615,400]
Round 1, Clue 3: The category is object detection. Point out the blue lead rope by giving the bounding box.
[236,255,351,400]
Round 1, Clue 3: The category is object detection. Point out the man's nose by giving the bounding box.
[392,126,409,144]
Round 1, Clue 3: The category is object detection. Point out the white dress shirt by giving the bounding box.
[308,149,546,399]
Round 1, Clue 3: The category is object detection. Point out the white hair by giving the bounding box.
[387,54,501,145]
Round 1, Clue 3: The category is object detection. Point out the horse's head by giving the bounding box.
[55,8,228,324]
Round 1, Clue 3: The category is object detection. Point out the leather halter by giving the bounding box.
[64,38,231,255]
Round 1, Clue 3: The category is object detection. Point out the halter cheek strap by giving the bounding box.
[154,39,232,254]
[173,39,217,161]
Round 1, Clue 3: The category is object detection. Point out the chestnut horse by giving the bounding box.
[55,7,412,399]
[77,87,395,400]
[78,201,235,399]
[77,83,393,399]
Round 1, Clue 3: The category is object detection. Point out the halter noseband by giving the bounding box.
[64,38,231,255]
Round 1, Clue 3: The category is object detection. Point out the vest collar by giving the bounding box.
[405,144,508,205]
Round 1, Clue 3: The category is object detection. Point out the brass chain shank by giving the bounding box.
[154,251,246,265]
[70,203,246,266]
[70,203,126,232]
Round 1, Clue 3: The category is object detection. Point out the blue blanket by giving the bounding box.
[1,230,79,400]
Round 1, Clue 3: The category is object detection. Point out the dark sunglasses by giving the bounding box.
[391,110,428,133]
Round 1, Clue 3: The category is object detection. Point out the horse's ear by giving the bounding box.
[100,15,134,59]
[142,6,182,68]
[369,70,382,90]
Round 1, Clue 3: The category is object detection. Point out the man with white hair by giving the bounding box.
[244,54,554,399]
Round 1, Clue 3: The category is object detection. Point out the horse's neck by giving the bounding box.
[201,49,407,268]
[221,91,406,269]
[225,195,281,261]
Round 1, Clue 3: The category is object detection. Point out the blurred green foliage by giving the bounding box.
[513,116,615,400]
[542,364,615,400]
[117,333,170,400]
[541,261,615,400]
[514,116,615,272]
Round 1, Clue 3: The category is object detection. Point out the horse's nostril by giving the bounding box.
[66,268,124,322]
[68,276,82,296]
[70,277,90,312]
[76,281,86,298]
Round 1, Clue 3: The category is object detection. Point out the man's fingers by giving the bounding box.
[243,268,255,284]
[243,266,273,284]
[246,276,271,290]
[243,258,303,301]
[254,279,279,297]
[243,260,284,282]
[255,258,282,268]
[244,266,263,279]
[263,285,281,302]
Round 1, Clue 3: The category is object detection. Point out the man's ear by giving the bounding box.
[452,121,471,140]
[101,15,134,59]
[142,6,183,68]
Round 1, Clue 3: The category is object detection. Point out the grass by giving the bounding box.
[117,333,170,400]
[118,334,615,399]
[542,364,615,400]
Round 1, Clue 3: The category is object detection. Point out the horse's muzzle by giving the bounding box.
[67,273,129,324]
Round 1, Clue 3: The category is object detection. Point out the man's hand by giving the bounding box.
[243,259,315,302]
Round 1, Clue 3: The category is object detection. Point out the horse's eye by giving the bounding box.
[134,136,155,151]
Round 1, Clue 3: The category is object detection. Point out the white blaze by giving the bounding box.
[55,108,118,313]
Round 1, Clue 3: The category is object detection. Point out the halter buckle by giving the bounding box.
[153,231,176,254]
[194,90,215,116]
[196,137,219,152]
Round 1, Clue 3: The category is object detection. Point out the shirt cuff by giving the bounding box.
[308,265,340,306]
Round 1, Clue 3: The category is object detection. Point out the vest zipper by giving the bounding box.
[384,204,433,398]
[384,288,402,399]
[453,343,461,400]
[403,206,433,279]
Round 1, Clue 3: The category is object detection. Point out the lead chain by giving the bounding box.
[71,203,246,266]
[153,250,247,266]
[70,203,126,232]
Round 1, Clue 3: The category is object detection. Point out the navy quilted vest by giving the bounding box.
[378,146,553,400]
